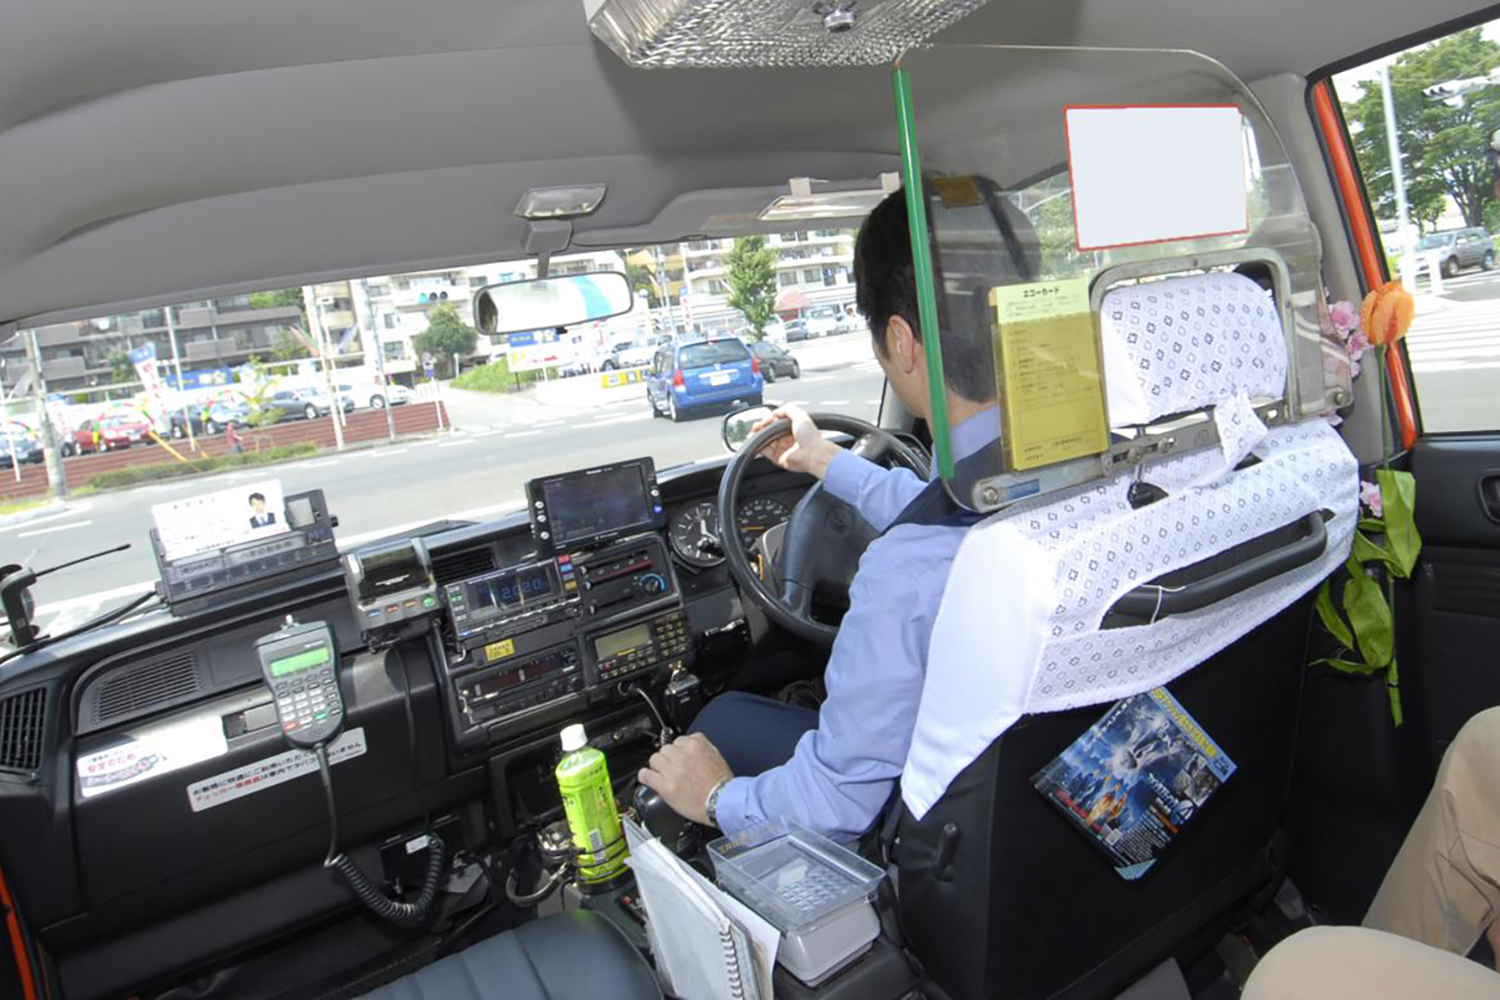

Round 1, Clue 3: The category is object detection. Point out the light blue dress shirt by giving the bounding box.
[714,409,999,841]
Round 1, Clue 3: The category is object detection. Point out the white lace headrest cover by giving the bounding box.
[1100,272,1287,472]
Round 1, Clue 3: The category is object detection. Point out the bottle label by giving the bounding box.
[557,751,627,882]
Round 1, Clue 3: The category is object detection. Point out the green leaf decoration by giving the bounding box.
[1314,579,1354,651]
[1387,657,1404,728]
[1351,531,1400,574]
[1342,555,1394,667]
[1358,517,1387,534]
[1376,469,1421,578]
[1312,657,1384,676]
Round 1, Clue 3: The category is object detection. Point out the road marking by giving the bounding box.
[0,501,94,533]
[357,448,407,457]
[335,498,526,548]
[865,398,883,405]
[802,375,835,383]
[17,520,92,538]
[534,420,567,428]
[505,430,543,438]
[437,439,475,448]
[582,413,651,428]
[297,459,341,469]
[825,399,850,406]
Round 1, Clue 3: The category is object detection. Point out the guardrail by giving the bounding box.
[0,402,449,501]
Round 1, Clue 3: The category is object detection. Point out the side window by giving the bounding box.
[1331,20,1500,433]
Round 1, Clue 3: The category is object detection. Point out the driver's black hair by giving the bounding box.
[853,189,995,403]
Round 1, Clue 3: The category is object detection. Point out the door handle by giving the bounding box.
[1480,475,1500,524]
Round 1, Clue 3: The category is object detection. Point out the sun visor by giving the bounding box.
[890,45,1350,513]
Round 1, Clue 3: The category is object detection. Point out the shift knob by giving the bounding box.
[633,785,689,847]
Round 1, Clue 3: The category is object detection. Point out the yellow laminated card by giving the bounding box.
[990,279,1109,471]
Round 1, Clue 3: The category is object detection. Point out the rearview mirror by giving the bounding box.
[473,272,634,337]
[723,405,776,453]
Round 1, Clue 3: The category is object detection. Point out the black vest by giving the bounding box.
[885,462,990,533]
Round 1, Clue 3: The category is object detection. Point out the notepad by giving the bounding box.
[623,817,778,1000]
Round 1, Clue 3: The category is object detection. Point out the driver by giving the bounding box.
[637,188,1005,840]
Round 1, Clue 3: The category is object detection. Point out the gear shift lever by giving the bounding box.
[633,785,690,847]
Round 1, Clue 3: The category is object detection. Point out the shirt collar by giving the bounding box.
[951,405,1002,463]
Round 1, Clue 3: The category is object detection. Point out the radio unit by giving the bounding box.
[445,555,581,644]
[591,610,691,683]
[456,644,583,727]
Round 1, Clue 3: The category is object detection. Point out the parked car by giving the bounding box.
[782,319,812,342]
[603,336,662,370]
[804,306,847,338]
[336,379,410,409]
[0,433,42,469]
[264,388,353,422]
[168,401,250,438]
[645,336,763,422]
[748,340,801,382]
[64,414,152,455]
[1415,227,1495,278]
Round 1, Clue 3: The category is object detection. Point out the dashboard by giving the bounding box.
[0,448,836,1000]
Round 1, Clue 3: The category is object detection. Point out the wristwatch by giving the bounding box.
[704,777,732,828]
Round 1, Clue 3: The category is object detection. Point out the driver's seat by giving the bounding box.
[890,269,1358,999]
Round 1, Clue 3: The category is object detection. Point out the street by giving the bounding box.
[7,339,884,637]
[1404,268,1500,432]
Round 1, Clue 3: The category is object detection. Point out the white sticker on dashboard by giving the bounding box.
[186,728,367,813]
[77,712,229,800]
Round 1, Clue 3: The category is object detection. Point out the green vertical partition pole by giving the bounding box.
[891,64,954,480]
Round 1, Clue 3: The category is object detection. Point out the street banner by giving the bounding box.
[129,344,172,432]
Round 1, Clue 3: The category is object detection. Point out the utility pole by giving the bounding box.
[303,286,345,450]
[25,330,66,499]
[360,279,397,442]
[163,307,197,451]
[1379,64,1414,269]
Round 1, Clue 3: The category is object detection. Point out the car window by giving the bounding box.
[1331,18,1500,433]
[678,341,750,368]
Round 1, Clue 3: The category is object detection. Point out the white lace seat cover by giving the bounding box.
[900,272,1357,821]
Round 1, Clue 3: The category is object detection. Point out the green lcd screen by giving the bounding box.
[269,645,331,677]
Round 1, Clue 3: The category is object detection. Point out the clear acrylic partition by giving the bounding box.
[896,45,1348,512]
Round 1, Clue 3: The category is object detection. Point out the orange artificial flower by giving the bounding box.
[1359,280,1415,347]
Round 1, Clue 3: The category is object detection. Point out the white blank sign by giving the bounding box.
[1065,105,1249,251]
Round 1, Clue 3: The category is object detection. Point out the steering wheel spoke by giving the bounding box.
[780,579,815,619]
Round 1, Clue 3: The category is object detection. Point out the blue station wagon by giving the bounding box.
[646,337,764,422]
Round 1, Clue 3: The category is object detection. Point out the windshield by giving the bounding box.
[3,233,879,634]
[1417,233,1456,249]
[679,341,751,368]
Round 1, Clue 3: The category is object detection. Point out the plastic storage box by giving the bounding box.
[708,818,886,985]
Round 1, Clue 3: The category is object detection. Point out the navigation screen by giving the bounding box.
[542,464,654,546]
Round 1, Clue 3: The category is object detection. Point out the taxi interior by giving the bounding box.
[2,2,1499,999]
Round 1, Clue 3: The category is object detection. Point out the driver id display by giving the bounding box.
[152,478,288,561]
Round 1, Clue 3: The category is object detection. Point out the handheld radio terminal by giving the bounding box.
[255,618,343,748]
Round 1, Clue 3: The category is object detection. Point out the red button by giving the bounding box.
[284,721,299,731]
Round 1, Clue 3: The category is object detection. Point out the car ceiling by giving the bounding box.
[2,0,1495,327]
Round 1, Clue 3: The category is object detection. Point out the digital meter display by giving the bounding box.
[470,564,556,611]
[268,645,331,677]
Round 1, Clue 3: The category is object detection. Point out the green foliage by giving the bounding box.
[725,237,778,340]
[1030,191,1093,279]
[1313,469,1422,726]
[451,355,553,393]
[625,261,662,309]
[237,356,282,428]
[1341,28,1500,231]
[413,304,479,378]
[249,288,307,313]
[104,349,135,385]
[78,443,318,492]
[272,329,311,362]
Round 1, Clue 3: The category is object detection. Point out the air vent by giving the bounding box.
[94,650,201,724]
[0,689,46,774]
[432,546,497,585]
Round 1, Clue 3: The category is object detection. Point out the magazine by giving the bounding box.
[1030,687,1236,881]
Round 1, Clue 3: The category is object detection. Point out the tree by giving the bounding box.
[104,349,135,385]
[1342,28,1500,231]
[272,329,311,361]
[725,236,778,340]
[625,260,662,309]
[413,304,478,379]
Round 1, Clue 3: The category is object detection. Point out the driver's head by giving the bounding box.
[854,188,997,422]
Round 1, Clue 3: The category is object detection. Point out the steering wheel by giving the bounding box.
[717,413,929,646]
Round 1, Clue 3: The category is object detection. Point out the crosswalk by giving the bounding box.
[1404,296,1498,374]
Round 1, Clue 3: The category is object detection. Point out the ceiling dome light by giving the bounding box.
[583,0,991,68]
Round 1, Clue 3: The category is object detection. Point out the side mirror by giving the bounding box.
[473,272,634,337]
[722,405,776,453]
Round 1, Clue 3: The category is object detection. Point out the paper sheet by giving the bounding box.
[991,280,1110,471]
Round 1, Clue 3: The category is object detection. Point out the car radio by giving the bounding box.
[591,610,690,683]
[445,555,581,648]
[455,643,584,727]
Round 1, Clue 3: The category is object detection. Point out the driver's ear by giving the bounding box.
[887,315,921,375]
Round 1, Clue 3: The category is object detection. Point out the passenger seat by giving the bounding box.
[360,910,661,1000]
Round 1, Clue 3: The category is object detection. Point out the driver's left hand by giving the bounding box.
[638,733,734,826]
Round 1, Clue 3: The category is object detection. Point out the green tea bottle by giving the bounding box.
[555,723,627,884]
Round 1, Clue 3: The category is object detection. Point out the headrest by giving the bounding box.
[1099,271,1287,426]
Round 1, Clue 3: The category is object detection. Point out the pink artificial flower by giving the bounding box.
[1330,300,1359,334]
[1347,329,1371,362]
[1359,480,1383,518]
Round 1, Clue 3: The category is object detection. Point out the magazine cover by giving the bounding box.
[1031,687,1236,881]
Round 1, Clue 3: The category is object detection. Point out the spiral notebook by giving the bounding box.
[624,817,776,1000]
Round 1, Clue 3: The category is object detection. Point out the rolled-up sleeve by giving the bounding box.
[714,525,956,841]
[822,451,928,534]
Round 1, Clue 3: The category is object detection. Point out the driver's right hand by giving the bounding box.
[753,403,840,481]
